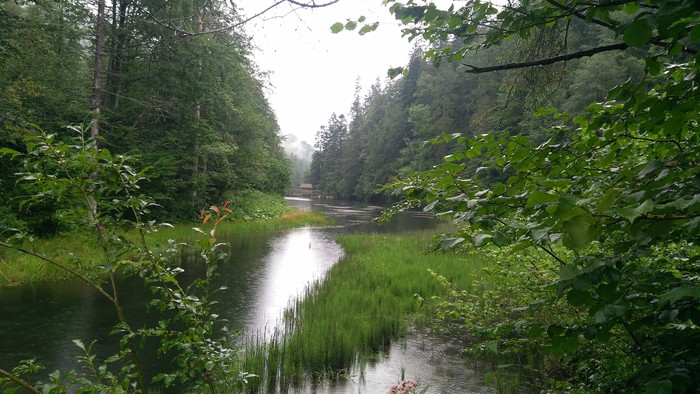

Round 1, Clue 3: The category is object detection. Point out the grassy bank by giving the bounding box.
[0,209,328,286]
[240,230,487,392]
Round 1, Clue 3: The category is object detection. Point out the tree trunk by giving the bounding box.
[91,0,105,141]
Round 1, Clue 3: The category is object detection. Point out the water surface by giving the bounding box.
[0,198,492,393]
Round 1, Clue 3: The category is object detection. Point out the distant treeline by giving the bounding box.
[309,21,645,202]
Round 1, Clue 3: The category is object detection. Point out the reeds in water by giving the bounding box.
[240,231,485,392]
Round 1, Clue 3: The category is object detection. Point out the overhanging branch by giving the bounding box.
[464,42,628,73]
[143,0,341,37]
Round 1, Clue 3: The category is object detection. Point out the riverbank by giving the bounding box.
[0,209,329,286]
[240,229,489,392]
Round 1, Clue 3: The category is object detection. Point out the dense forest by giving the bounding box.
[0,0,290,235]
[309,21,646,202]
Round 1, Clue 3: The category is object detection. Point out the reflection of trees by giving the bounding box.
[1,282,107,375]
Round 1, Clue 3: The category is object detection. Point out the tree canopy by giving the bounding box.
[0,0,316,233]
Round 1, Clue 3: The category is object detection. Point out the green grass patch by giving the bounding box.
[240,230,487,392]
[225,190,291,221]
[0,210,329,286]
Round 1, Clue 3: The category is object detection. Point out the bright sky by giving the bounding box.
[236,0,416,145]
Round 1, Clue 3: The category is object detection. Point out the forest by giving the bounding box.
[0,0,291,235]
[1,0,699,392]
[310,13,648,202]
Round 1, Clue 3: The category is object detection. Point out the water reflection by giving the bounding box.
[0,280,117,375]
[311,326,492,394]
[0,198,491,393]
[248,227,343,334]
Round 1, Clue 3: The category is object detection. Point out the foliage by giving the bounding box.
[240,231,485,392]
[316,4,647,202]
[375,0,700,392]
[0,0,291,230]
[225,188,291,221]
[428,245,579,391]
[309,113,348,197]
[0,127,251,392]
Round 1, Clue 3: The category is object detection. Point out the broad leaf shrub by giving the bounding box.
[427,245,582,391]
[0,126,252,393]
[382,58,700,392]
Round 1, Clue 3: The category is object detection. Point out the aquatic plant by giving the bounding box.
[240,231,485,391]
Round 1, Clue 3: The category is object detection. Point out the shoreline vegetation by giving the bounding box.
[0,206,328,286]
[1,195,563,392]
[240,229,488,392]
[2,197,499,391]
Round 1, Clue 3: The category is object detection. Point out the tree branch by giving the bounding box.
[545,0,617,31]
[287,0,340,8]
[464,42,628,73]
[539,244,567,266]
[620,133,684,153]
[0,241,115,303]
[0,369,41,394]
[143,0,340,37]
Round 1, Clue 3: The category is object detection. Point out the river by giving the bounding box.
[0,198,492,393]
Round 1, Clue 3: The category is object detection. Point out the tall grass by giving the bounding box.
[225,189,291,221]
[240,230,486,392]
[0,210,329,286]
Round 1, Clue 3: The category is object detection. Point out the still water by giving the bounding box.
[0,198,492,393]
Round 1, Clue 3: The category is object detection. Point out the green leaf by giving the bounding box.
[473,233,492,246]
[560,264,578,280]
[555,200,587,221]
[563,214,599,250]
[486,341,498,354]
[623,19,653,47]
[72,339,86,351]
[359,22,379,35]
[424,6,439,21]
[330,22,344,33]
[528,325,544,338]
[0,147,21,156]
[344,20,358,31]
[658,284,700,304]
[553,333,580,353]
[595,282,618,299]
[526,191,558,207]
[691,25,700,42]
[623,3,639,14]
[492,231,510,246]
[440,237,464,250]
[614,199,655,223]
[567,289,593,306]
[638,160,663,178]
[597,189,616,213]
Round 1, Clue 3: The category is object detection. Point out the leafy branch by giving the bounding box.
[0,368,41,394]
[0,240,115,303]
[464,43,628,73]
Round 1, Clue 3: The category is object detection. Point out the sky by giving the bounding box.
[235,0,417,147]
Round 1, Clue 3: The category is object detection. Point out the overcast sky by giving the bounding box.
[235,0,416,146]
